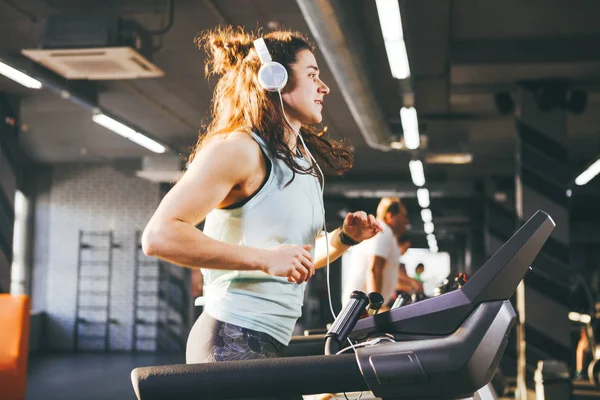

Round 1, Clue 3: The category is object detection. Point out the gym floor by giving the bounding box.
[26,353,184,400]
[502,378,600,400]
[25,353,600,400]
[571,381,600,399]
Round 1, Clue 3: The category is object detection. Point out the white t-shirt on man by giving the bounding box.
[342,222,400,304]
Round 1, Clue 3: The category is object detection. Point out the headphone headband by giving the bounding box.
[253,38,272,64]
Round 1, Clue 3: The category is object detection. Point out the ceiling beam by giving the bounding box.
[324,180,474,199]
[400,0,451,114]
[449,80,600,95]
[452,36,600,65]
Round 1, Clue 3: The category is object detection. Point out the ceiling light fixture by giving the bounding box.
[421,208,432,223]
[425,153,473,165]
[409,160,426,187]
[417,188,430,208]
[0,60,42,89]
[92,113,166,154]
[375,0,410,79]
[400,107,420,150]
[424,221,434,235]
[575,158,600,186]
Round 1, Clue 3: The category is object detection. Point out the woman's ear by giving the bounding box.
[384,211,393,225]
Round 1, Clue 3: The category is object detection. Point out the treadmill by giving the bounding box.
[131,210,555,400]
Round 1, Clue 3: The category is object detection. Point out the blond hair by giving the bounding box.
[376,197,403,221]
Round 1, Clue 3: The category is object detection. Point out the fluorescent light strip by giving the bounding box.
[400,107,420,150]
[568,312,592,323]
[425,153,473,165]
[417,188,430,208]
[92,113,166,154]
[424,221,434,234]
[575,158,600,186]
[409,160,426,187]
[421,208,432,223]
[568,312,581,322]
[384,41,410,80]
[129,132,167,154]
[0,60,42,89]
[375,0,410,79]
[93,114,137,138]
[375,0,403,41]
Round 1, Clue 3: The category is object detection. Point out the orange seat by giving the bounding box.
[0,294,30,400]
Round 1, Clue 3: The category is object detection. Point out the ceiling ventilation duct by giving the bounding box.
[295,0,393,151]
[22,14,164,80]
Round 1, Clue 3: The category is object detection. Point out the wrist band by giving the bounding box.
[339,228,360,246]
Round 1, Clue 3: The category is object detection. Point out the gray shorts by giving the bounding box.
[186,312,302,399]
[186,311,285,363]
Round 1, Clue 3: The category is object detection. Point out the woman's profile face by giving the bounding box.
[281,49,330,125]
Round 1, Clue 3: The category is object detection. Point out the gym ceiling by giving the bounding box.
[1,0,600,250]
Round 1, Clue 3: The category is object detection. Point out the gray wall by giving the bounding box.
[30,163,161,350]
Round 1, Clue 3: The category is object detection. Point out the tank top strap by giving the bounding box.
[249,132,273,160]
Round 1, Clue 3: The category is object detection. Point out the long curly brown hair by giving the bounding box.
[190,26,353,181]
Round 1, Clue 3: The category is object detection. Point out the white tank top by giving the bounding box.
[201,132,324,345]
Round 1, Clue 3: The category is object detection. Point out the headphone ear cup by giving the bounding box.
[258,61,288,92]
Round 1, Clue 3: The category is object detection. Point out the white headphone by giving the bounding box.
[253,38,288,92]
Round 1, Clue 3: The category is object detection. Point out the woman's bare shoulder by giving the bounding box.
[201,131,259,156]
[189,131,262,176]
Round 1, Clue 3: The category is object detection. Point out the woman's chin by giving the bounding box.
[309,113,323,124]
[297,111,322,125]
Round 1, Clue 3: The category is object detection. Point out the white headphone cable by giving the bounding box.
[277,90,337,321]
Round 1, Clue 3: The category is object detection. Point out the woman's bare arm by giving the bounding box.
[314,212,382,269]
[314,228,349,269]
[142,134,265,271]
[141,133,315,283]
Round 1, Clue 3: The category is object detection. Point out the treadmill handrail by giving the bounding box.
[132,353,365,400]
[461,210,554,303]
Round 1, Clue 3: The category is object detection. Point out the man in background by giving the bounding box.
[390,236,423,307]
[343,197,409,306]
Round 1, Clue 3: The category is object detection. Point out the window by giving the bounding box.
[10,190,28,295]
[401,249,451,296]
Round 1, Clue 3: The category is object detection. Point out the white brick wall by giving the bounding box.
[44,164,161,351]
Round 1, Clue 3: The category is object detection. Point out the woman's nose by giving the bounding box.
[319,80,330,95]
